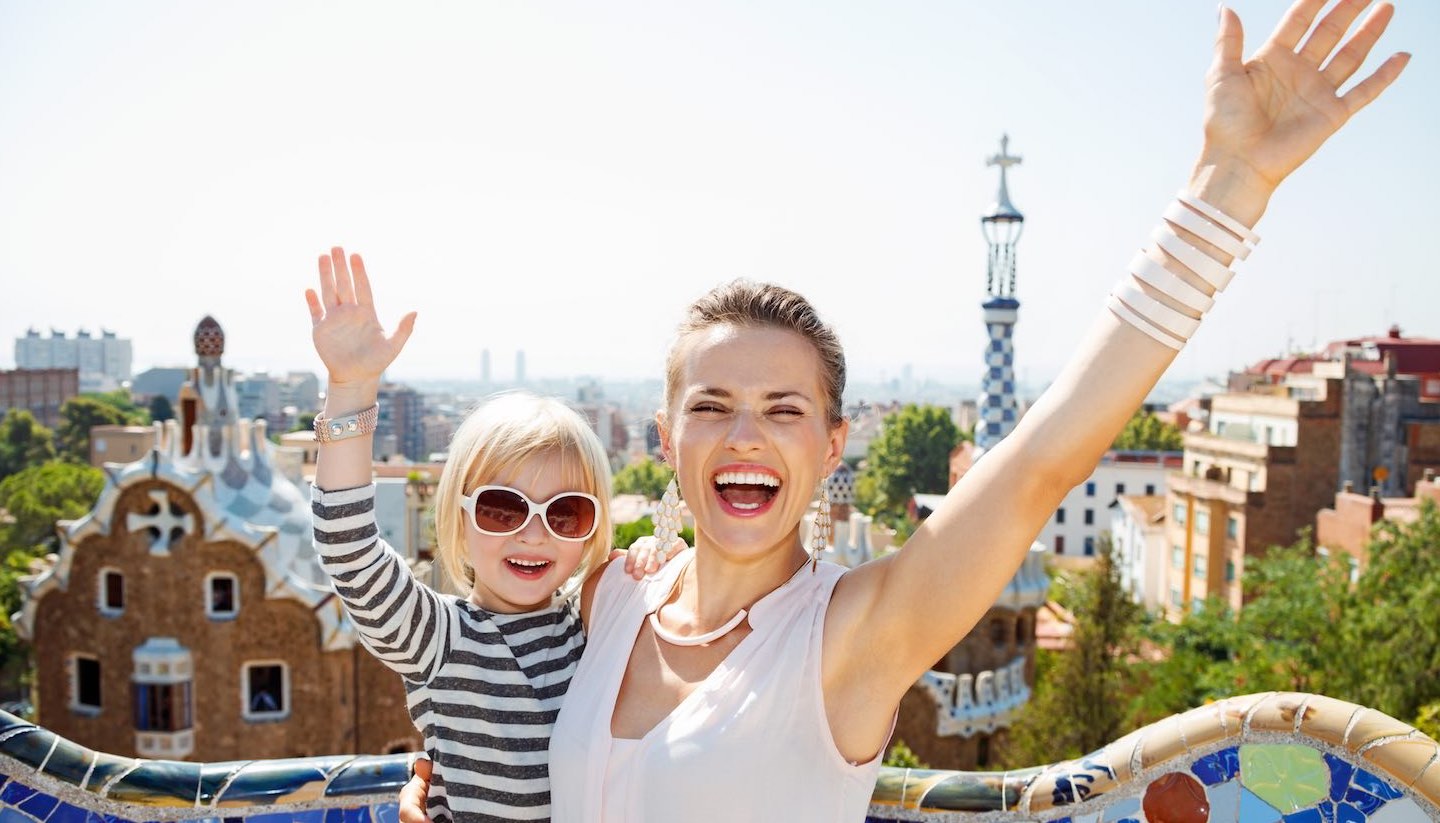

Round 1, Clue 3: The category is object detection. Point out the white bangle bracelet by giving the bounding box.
[1106,294,1185,351]
[1177,190,1260,245]
[1163,201,1252,261]
[1112,277,1202,340]
[1130,250,1215,314]
[1150,224,1235,292]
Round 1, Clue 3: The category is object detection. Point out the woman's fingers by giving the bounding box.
[1341,50,1410,116]
[351,253,375,307]
[1271,0,1328,51]
[317,254,338,308]
[1299,0,1372,66]
[331,247,357,304]
[1323,2,1395,87]
[304,289,324,325]
[1212,5,1245,77]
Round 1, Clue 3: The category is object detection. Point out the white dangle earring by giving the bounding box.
[653,477,683,560]
[809,481,832,572]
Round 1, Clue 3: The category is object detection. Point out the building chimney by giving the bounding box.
[1369,485,1385,523]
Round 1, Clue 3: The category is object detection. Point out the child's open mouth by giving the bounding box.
[505,557,552,578]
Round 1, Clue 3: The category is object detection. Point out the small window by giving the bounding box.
[1225,560,1236,582]
[1226,515,1239,539]
[1055,508,1066,524]
[72,655,102,713]
[989,618,1007,647]
[1115,483,1126,496]
[1194,553,1208,578]
[1195,510,1210,536]
[976,734,991,768]
[1055,535,1066,554]
[1083,536,1096,556]
[1192,597,1205,614]
[1173,504,1187,525]
[243,662,288,720]
[134,682,192,732]
[1084,509,1094,526]
[99,569,124,615]
[1170,587,1182,608]
[1085,482,1096,497]
[1145,484,1156,496]
[1172,545,1184,569]
[207,573,239,619]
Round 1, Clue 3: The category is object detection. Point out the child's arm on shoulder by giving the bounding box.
[579,536,685,626]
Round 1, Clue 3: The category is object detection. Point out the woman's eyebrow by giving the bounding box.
[691,387,810,402]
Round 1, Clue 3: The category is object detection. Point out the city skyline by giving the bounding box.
[2,1,1435,386]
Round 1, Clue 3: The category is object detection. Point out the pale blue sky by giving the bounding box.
[1,1,1435,387]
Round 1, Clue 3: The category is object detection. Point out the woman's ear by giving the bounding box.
[823,417,850,475]
[655,409,673,465]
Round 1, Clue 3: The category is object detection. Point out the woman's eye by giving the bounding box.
[767,407,803,418]
[688,403,726,415]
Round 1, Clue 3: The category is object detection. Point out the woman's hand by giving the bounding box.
[1195,0,1409,213]
[397,757,431,823]
[305,246,417,387]
[623,535,688,579]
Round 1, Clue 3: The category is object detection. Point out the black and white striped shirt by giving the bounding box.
[312,485,584,823]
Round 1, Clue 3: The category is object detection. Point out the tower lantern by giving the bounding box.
[976,134,1025,454]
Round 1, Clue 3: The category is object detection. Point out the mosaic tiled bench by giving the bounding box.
[3,693,1437,822]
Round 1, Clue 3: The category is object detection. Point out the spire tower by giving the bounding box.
[976,135,1025,454]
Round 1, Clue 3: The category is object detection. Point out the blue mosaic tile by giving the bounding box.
[323,810,345,823]
[197,763,247,805]
[83,753,135,793]
[293,811,326,823]
[0,713,35,738]
[323,758,410,797]
[0,806,35,823]
[1241,787,1284,823]
[340,808,370,823]
[1351,769,1403,801]
[17,790,57,821]
[247,814,292,823]
[1345,787,1387,816]
[0,783,35,807]
[3,730,54,771]
[1324,754,1355,803]
[370,804,398,823]
[214,762,328,807]
[1193,745,1242,786]
[1336,803,1368,823]
[1100,797,1142,822]
[1207,778,1241,822]
[106,761,201,806]
[38,737,95,787]
[46,803,88,823]
[1282,809,1324,823]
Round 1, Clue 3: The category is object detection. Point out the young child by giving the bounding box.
[305,247,667,822]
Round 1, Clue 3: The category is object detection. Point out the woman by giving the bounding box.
[404,2,1409,819]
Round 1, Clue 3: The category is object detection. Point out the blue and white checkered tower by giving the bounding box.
[975,135,1025,455]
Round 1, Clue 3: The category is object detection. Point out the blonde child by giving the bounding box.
[305,247,667,822]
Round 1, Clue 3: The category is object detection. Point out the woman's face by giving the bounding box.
[661,324,847,562]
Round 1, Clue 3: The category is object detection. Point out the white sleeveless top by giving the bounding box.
[550,549,884,822]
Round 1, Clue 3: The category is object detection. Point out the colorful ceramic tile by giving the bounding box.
[16,788,56,821]
[1351,769,1404,801]
[1101,797,1142,822]
[0,783,34,808]
[196,762,247,805]
[1345,786,1388,816]
[1194,747,1243,786]
[38,737,96,787]
[1143,772,1209,823]
[1366,798,1434,823]
[0,806,35,823]
[1324,754,1356,803]
[1,729,54,771]
[1240,786,1284,823]
[322,758,411,798]
[106,761,202,806]
[1335,803,1367,823]
[83,752,138,793]
[1207,777,1242,823]
[1280,808,1323,823]
[1241,745,1330,812]
[213,761,329,806]
[339,808,371,823]
[906,771,1008,811]
[371,803,399,823]
[45,802,90,823]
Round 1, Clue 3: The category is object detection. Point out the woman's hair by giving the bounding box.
[433,391,613,597]
[664,280,847,427]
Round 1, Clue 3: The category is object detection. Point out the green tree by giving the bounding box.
[0,410,56,480]
[292,412,317,433]
[1111,409,1184,451]
[147,394,175,422]
[1002,538,1142,766]
[882,739,928,768]
[0,461,105,553]
[856,404,961,524]
[612,516,693,551]
[613,459,673,500]
[56,394,147,463]
[1330,500,1440,721]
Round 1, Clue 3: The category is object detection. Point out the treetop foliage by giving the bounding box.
[1111,408,1184,452]
[612,458,673,501]
[854,404,961,526]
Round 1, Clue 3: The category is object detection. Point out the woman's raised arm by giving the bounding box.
[826,0,1409,739]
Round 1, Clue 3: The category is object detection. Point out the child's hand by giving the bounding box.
[397,757,431,823]
[623,535,687,579]
[304,247,417,386]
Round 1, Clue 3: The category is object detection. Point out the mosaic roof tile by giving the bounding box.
[1206,778,1241,823]
[1142,772,1209,823]
[1240,786,1284,823]
[1241,745,1330,813]
[105,760,202,806]
[1193,746,1242,786]
[1367,797,1434,823]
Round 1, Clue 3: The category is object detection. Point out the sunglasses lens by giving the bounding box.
[545,494,596,540]
[472,488,530,534]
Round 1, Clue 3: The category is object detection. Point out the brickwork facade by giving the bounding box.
[0,367,79,429]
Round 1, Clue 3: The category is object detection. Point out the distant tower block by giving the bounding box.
[480,349,492,385]
[515,350,526,385]
[976,134,1025,455]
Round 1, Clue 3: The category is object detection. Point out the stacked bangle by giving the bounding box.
[313,403,380,444]
[1107,190,1260,350]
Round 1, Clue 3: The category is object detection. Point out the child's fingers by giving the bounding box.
[317,255,338,308]
[304,289,324,325]
[332,247,357,304]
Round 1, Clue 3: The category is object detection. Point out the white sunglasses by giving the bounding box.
[458,485,600,542]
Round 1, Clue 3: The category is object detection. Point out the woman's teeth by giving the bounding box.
[713,471,781,510]
[712,471,780,487]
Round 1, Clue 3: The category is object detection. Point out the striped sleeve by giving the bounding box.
[311,484,449,685]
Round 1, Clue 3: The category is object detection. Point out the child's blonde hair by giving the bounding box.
[434,392,613,599]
